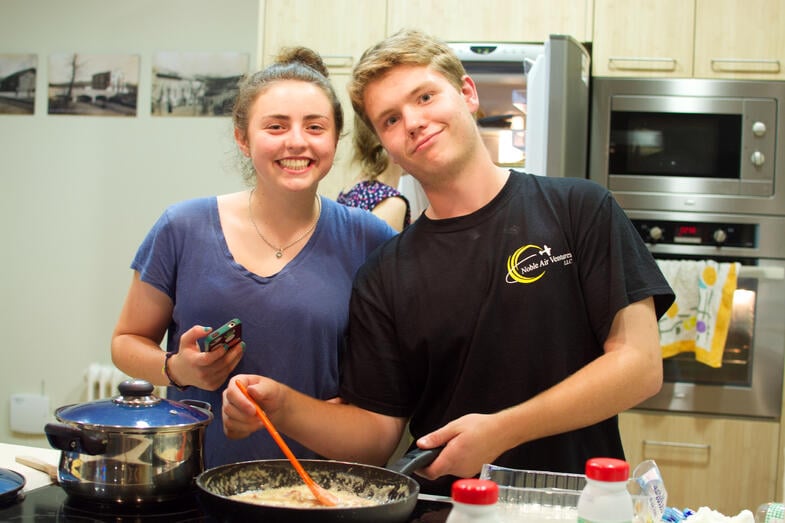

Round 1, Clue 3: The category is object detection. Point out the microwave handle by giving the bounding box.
[738,266,785,280]
[710,58,781,74]
[608,56,677,71]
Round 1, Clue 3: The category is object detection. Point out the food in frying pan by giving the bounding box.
[230,484,377,508]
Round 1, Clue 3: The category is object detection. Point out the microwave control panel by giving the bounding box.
[631,219,757,248]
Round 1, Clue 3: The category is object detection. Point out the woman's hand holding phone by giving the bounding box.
[200,318,243,352]
[168,320,245,391]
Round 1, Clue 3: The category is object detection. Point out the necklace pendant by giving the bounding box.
[275,250,283,258]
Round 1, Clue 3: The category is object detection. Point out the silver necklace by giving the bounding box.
[248,189,321,258]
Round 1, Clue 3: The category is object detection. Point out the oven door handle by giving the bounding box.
[738,266,785,280]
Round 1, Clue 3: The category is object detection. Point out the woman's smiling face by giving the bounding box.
[237,79,338,192]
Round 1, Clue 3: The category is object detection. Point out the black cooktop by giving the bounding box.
[0,484,452,522]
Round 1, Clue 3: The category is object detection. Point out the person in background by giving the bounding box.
[337,114,411,231]
[222,30,674,495]
[397,172,429,221]
[110,47,396,469]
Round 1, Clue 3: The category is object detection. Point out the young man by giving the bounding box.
[222,29,674,495]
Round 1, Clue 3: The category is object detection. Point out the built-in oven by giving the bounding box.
[626,210,785,419]
[589,78,785,216]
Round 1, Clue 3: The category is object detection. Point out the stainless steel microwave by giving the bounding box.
[589,78,785,216]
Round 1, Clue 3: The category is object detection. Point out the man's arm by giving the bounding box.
[415,297,662,480]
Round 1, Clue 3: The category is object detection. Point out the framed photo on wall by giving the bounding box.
[152,51,249,117]
[0,54,37,115]
[48,53,139,116]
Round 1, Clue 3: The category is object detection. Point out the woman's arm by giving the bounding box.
[223,374,408,465]
[372,196,408,232]
[111,272,243,390]
[111,272,174,386]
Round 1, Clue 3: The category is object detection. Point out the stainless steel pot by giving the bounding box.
[45,379,213,504]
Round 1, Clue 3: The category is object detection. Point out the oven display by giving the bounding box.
[674,224,702,244]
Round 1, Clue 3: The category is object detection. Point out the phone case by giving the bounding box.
[200,318,242,352]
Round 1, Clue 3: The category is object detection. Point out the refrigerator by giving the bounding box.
[447,35,591,178]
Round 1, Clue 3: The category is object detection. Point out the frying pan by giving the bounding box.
[196,448,441,522]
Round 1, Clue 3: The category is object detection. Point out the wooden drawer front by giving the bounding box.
[619,411,778,515]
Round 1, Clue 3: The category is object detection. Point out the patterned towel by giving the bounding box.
[656,260,740,368]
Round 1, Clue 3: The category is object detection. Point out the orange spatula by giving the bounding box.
[236,381,339,507]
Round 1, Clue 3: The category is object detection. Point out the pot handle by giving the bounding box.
[182,399,212,412]
[44,422,108,455]
[388,446,443,476]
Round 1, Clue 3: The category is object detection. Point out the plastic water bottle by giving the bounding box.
[577,458,634,523]
[756,503,785,523]
[445,478,502,523]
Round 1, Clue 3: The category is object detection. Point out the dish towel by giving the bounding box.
[656,260,740,368]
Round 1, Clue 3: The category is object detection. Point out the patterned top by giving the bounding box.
[337,180,412,229]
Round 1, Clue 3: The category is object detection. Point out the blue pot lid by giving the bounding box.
[55,379,212,431]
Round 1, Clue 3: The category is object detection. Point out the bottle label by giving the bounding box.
[765,503,785,523]
[633,460,668,522]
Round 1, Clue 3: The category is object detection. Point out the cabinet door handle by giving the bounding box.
[710,58,781,73]
[608,57,677,71]
[643,439,711,451]
[322,55,354,69]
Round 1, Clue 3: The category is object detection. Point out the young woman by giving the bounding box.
[110,47,395,469]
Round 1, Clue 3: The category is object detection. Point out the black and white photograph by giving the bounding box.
[151,51,249,117]
[48,53,139,116]
[0,53,37,115]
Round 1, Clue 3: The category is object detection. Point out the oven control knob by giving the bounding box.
[713,228,728,244]
[751,150,765,167]
[752,121,767,137]
[649,226,664,243]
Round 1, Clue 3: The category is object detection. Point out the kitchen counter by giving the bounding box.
[0,442,59,492]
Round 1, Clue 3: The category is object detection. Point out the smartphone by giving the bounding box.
[200,318,242,352]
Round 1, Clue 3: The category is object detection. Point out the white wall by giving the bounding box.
[0,0,259,446]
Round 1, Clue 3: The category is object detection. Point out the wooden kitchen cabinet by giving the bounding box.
[619,411,779,515]
[592,0,695,77]
[261,0,387,198]
[693,0,785,80]
[387,0,593,43]
[594,0,785,79]
[261,0,386,68]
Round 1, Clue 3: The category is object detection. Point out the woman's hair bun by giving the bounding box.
[275,47,329,78]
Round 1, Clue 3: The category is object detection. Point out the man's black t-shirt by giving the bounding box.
[340,171,674,494]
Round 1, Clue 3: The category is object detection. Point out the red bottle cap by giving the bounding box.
[451,478,499,505]
[585,457,630,482]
